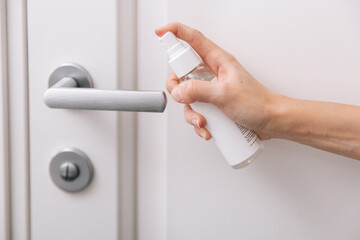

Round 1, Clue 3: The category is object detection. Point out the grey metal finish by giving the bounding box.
[48,63,93,88]
[45,86,167,112]
[60,162,79,181]
[50,148,93,193]
[52,77,78,88]
[44,63,167,112]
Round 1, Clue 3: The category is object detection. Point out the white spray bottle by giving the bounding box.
[160,32,263,169]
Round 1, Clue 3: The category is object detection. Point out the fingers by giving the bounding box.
[171,79,225,106]
[184,105,212,140]
[184,104,207,128]
[155,22,235,73]
[166,72,180,93]
[194,126,212,140]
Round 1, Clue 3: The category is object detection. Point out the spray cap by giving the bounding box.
[159,32,202,78]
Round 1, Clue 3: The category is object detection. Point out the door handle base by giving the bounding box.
[49,63,93,88]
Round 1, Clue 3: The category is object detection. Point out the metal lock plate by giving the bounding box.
[50,148,93,192]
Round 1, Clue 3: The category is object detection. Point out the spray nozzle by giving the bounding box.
[159,32,187,59]
[159,32,202,78]
[159,32,180,51]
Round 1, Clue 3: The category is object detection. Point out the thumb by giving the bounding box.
[171,79,223,105]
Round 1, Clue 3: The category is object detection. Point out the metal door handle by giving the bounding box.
[44,63,166,112]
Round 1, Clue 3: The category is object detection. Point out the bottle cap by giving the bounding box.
[159,32,202,78]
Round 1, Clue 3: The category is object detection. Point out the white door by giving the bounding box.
[137,0,360,240]
[2,0,164,239]
[1,0,169,239]
[27,0,142,239]
[2,0,360,240]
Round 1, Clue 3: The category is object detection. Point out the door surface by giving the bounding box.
[28,0,136,239]
[3,0,360,239]
[138,0,360,240]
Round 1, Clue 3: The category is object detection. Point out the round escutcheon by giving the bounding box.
[50,148,94,193]
[48,63,93,88]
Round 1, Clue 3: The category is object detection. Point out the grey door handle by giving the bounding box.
[44,63,166,112]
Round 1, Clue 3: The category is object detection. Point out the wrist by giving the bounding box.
[263,93,295,139]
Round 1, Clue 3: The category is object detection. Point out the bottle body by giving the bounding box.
[159,32,263,168]
[181,64,263,168]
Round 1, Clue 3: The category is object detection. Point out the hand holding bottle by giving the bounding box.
[156,22,276,141]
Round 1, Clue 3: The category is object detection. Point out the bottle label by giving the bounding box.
[234,123,258,147]
[185,71,263,166]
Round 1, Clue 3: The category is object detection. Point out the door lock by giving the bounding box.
[50,148,93,193]
[60,162,79,181]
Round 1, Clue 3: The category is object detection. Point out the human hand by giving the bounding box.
[155,22,277,141]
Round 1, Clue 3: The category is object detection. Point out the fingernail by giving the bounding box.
[192,119,200,128]
[200,130,206,139]
[171,87,182,102]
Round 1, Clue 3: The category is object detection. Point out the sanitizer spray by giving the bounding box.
[160,32,263,168]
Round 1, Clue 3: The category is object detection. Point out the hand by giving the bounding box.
[155,22,277,141]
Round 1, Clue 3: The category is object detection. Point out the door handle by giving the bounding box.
[44,63,166,112]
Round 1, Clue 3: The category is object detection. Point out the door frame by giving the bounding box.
[1,0,30,239]
[136,0,168,239]
[0,0,10,239]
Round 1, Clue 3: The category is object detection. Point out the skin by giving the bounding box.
[155,22,360,160]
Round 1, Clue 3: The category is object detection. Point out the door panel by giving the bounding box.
[161,0,360,239]
[28,0,135,239]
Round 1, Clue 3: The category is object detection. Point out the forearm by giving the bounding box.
[267,95,360,159]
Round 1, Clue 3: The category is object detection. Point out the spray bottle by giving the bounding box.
[160,32,263,168]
